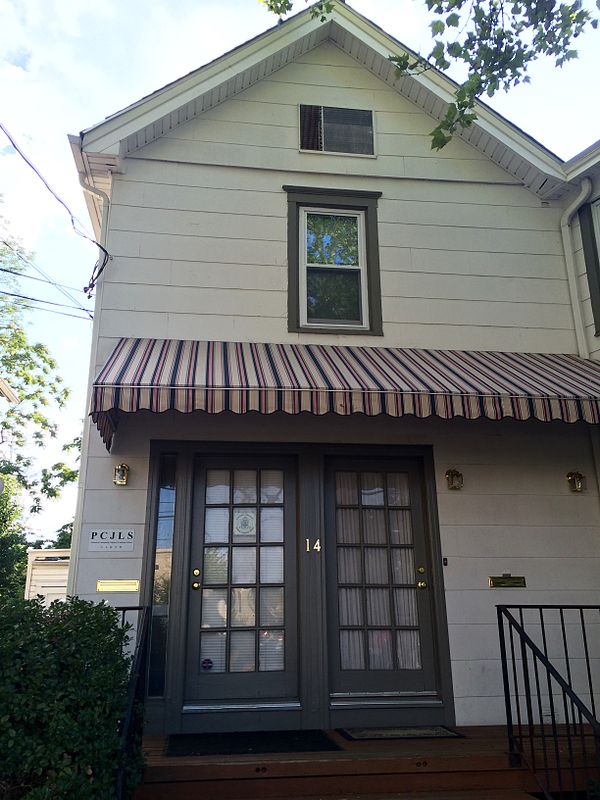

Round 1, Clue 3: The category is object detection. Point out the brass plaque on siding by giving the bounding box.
[489,576,526,588]
[96,579,140,593]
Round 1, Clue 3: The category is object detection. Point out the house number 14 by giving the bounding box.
[305,538,322,553]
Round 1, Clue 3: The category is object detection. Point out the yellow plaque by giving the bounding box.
[488,576,526,589]
[96,579,140,593]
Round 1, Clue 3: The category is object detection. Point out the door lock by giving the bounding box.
[192,568,200,577]
[192,582,200,590]
[417,566,426,574]
[417,580,427,589]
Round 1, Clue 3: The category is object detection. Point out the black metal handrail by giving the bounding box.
[115,606,151,800]
[498,605,600,799]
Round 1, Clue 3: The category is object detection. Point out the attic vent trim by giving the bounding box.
[299,105,374,156]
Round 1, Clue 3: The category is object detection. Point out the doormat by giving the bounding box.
[337,726,461,741]
[166,729,342,757]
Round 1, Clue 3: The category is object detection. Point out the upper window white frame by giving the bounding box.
[299,207,369,330]
[298,105,376,158]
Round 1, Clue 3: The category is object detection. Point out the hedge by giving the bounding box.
[0,596,141,799]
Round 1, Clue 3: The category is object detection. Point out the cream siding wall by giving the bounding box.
[97,42,575,360]
[75,412,600,726]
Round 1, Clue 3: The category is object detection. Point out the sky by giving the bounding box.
[0,0,599,539]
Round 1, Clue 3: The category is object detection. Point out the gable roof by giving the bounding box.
[71,0,599,226]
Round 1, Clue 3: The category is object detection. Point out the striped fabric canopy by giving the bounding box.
[91,338,600,447]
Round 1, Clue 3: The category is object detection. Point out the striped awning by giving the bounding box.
[91,337,600,447]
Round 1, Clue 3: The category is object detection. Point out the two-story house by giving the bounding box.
[68,0,600,739]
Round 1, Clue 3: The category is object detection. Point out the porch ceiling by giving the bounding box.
[91,338,600,449]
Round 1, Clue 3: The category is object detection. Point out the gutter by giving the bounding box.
[77,173,110,246]
[561,177,592,358]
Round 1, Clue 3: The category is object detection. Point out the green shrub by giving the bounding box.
[0,596,139,799]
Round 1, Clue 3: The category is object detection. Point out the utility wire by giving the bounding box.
[0,122,111,299]
[0,288,93,314]
[2,239,93,319]
[0,296,92,321]
[0,266,86,295]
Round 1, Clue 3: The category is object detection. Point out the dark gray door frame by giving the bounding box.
[142,441,454,733]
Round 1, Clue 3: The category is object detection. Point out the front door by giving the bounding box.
[171,449,450,733]
[326,459,444,727]
[181,457,300,732]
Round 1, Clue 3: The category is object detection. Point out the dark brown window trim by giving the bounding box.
[579,202,600,337]
[284,186,383,336]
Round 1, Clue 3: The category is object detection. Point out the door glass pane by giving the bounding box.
[394,588,419,626]
[231,587,256,627]
[366,588,391,626]
[336,472,358,505]
[230,631,255,672]
[233,470,257,504]
[204,547,228,584]
[363,509,386,543]
[340,630,365,670]
[260,470,284,504]
[200,632,227,673]
[361,473,385,506]
[232,508,257,542]
[339,587,363,626]
[365,548,388,584]
[387,473,410,506]
[260,587,284,626]
[336,509,360,543]
[368,629,393,670]
[231,548,256,584]
[206,470,229,504]
[205,508,230,543]
[260,547,284,583]
[397,629,422,670]
[201,588,227,628]
[260,508,283,542]
[259,630,284,671]
[389,510,413,545]
[338,547,362,583]
[391,549,415,585]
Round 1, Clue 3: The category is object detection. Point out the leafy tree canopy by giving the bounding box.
[261,0,599,148]
[0,211,79,595]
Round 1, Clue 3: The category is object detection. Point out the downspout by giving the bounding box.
[561,177,592,358]
[67,168,111,596]
[559,177,600,501]
[78,173,110,243]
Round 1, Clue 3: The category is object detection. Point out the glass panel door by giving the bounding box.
[327,460,438,697]
[184,460,297,703]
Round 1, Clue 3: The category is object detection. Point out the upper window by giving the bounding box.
[301,208,367,328]
[284,187,383,335]
[299,105,374,156]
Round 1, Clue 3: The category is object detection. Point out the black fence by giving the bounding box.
[115,605,150,800]
[498,605,600,799]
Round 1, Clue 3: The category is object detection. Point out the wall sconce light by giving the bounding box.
[566,471,585,493]
[113,463,130,486]
[445,468,464,491]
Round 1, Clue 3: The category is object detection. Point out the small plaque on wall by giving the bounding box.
[86,527,135,552]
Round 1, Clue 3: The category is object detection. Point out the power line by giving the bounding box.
[0,122,111,299]
[0,266,86,295]
[2,239,93,319]
[0,288,93,314]
[0,298,92,322]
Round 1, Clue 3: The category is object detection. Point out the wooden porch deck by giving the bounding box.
[135,726,545,799]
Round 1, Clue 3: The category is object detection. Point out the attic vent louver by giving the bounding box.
[300,105,374,155]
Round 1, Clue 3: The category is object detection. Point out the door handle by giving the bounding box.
[192,582,200,590]
[417,580,427,589]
